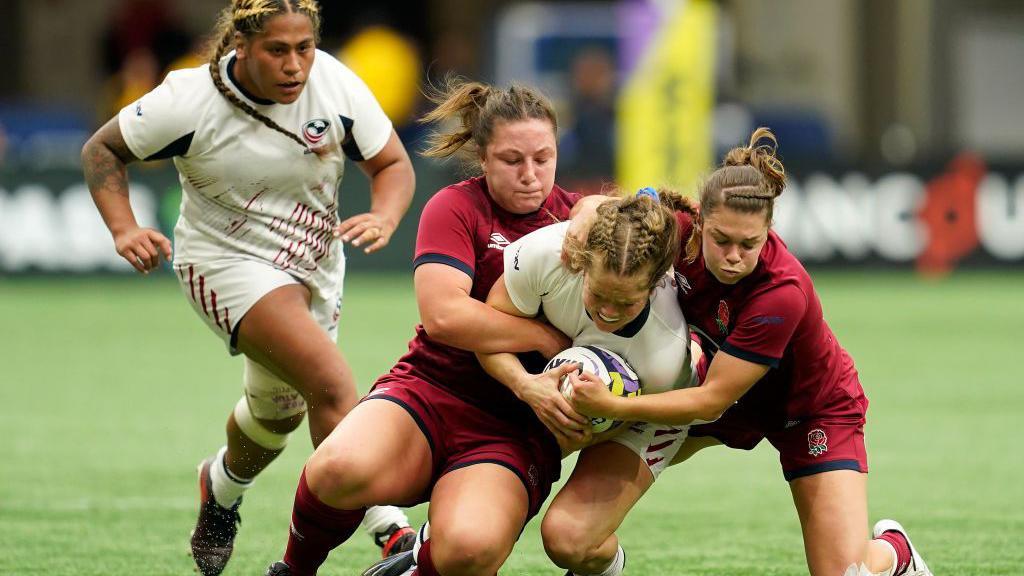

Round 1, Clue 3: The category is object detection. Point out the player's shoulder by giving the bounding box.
[647,275,688,336]
[545,184,582,215]
[310,50,364,88]
[511,222,569,268]
[755,233,814,296]
[161,63,216,94]
[427,178,489,211]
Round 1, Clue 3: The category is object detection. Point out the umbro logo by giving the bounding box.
[487,232,510,250]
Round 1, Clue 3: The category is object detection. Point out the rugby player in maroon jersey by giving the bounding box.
[266,78,588,576]
[563,128,933,576]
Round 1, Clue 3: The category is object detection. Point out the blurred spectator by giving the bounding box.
[98,0,194,122]
[101,0,190,78]
[560,46,618,195]
[101,48,161,121]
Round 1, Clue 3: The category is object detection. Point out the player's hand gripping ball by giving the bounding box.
[543,345,641,433]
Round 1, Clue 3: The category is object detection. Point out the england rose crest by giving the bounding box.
[715,300,730,334]
[807,428,828,457]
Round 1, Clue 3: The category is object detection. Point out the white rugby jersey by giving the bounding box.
[118,50,392,298]
[503,222,695,394]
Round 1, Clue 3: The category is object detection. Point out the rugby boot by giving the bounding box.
[873,519,934,576]
[361,550,415,576]
[375,523,417,558]
[190,457,242,576]
[265,561,293,576]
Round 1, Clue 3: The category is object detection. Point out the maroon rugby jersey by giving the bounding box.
[673,212,865,431]
[387,177,579,421]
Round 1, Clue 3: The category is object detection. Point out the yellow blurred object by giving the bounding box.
[338,26,422,125]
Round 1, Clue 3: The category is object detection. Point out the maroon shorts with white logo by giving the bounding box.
[362,374,562,520]
[691,408,868,481]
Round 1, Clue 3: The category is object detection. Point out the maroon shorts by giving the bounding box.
[690,395,869,481]
[362,374,562,520]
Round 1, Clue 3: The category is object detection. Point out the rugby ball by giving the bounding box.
[543,345,641,433]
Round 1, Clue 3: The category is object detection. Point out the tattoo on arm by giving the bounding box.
[83,117,139,198]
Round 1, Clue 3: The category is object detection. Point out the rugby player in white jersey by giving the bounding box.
[81,1,416,574]
[477,188,705,576]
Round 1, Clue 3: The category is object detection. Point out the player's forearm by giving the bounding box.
[367,158,415,232]
[423,295,549,354]
[613,386,724,426]
[82,138,139,237]
[476,351,531,396]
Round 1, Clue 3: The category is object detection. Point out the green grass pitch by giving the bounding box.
[2,271,1022,575]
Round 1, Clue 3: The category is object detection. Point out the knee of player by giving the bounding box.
[430,529,510,576]
[297,367,355,407]
[304,445,378,503]
[541,512,599,567]
[232,397,298,451]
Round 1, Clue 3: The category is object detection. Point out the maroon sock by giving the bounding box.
[282,468,365,576]
[876,530,912,576]
[413,538,440,576]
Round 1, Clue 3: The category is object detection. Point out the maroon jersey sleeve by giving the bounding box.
[722,283,807,368]
[413,185,479,278]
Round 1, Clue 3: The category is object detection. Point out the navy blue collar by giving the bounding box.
[227,55,276,105]
[585,300,652,338]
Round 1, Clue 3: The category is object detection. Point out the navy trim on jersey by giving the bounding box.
[338,115,364,161]
[145,131,195,160]
[784,458,862,481]
[720,341,781,368]
[582,300,652,338]
[362,395,435,456]
[413,253,474,278]
[227,55,275,105]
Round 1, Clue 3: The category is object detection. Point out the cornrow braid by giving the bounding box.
[207,0,326,156]
[563,188,684,289]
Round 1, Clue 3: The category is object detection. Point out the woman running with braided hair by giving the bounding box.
[82,1,416,573]
[564,128,934,576]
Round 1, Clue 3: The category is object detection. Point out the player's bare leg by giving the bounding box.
[269,398,433,575]
[192,285,410,575]
[236,284,358,444]
[790,470,894,576]
[415,464,529,576]
[542,442,652,575]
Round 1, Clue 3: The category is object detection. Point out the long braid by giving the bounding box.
[207,0,325,155]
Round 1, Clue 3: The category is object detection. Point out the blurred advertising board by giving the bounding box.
[1,158,1022,275]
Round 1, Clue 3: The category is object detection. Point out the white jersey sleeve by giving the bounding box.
[118,67,208,160]
[503,222,571,316]
[319,54,392,161]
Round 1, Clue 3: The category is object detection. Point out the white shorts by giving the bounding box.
[174,258,344,419]
[174,258,344,352]
[610,422,690,479]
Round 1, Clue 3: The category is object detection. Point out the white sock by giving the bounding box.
[210,446,253,508]
[361,504,410,537]
[573,545,625,576]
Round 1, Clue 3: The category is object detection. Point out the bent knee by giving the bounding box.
[304,445,380,506]
[541,511,603,568]
[431,527,513,576]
